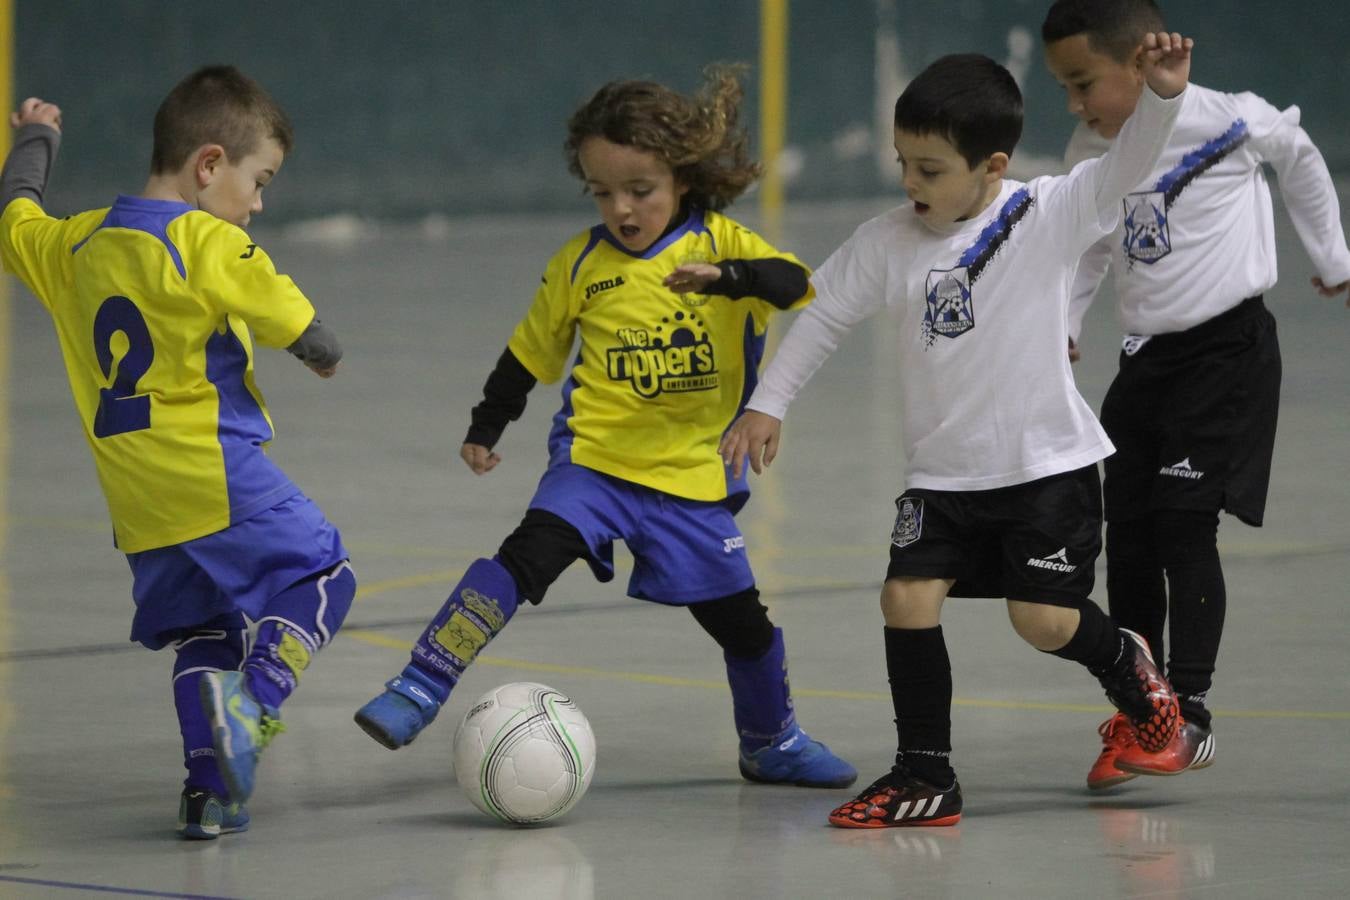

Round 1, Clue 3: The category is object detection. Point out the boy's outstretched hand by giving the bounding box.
[1311,276,1350,306]
[10,97,62,133]
[719,410,783,478]
[663,262,720,295]
[1141,32,1193,100]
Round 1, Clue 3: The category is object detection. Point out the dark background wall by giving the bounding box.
[15,0,1349,220]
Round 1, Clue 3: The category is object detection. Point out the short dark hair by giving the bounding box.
[151,65,293,174]
[893,55,1023,169]
[1041,0,1166,62]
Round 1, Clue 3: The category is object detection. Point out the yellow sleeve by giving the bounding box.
[0,199,102,310]
[506,245,581,384]
[184,214,316,348]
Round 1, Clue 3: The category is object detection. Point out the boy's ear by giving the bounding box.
[984,152,1010,182]
[194,144,227,187]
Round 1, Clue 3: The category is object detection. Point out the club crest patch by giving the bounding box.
[923,267,974,346]
[892,497,924,548]
[1123,190,1171,264]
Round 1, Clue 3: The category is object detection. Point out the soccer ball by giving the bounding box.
[452,682,596,825]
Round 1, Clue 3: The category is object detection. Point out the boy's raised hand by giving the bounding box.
[1141,32,1193,100]
[10,97,62,133]
[718,410,783,478]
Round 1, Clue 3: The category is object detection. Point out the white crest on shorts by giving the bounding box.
[892,497,923,548]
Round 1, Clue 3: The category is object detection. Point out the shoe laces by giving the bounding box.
[1098,713,1137,747]
[258,715,287,749]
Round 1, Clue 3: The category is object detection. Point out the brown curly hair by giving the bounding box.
[564,65,761,212]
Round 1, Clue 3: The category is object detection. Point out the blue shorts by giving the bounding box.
[125,492,348,649]
[528,462,754,605]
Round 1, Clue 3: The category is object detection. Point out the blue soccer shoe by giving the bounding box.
[353,674,443,749]
[199,671,285,804]
[177,786,250,840]
[739,726,858,788]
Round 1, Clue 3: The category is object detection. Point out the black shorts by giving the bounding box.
[1100,296,1281,527]
[886,465,1102,607]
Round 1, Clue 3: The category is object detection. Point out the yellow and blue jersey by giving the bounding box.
[509,208,811,505]
[0,195,316,552]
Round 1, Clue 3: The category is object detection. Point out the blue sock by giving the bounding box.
[724,627,798,752]
[172,614,247,797]
[401,557,520,703]
[245,561,356,711]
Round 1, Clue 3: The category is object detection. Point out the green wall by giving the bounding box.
[15,1,1349,220]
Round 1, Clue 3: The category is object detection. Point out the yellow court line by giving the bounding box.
[354,568,464,602]
[340,629,1350,721]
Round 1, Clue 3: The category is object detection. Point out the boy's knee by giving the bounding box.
[1007,600,1079,651]
[688,588,773,659]
[881,577,948,629]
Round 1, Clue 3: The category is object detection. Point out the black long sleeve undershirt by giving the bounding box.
[707,258,809,309]
[464,348,537,449]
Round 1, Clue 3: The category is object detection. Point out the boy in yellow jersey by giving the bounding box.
[355,67,856,790]
[0,67,355,839]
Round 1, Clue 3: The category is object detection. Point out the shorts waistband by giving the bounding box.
[1147,295,1265,347]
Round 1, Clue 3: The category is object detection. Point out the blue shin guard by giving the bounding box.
[172,614,248,798]
[355,557,519,749]
[244,561,356,710]
[728,628,857,788]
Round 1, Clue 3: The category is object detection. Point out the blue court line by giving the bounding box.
[0,874,237,899]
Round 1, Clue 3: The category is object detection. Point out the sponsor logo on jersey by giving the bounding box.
[1026,547,1078,573]
[1159,457,1205,479]
[891,497,923,548]
[239,243,258,259]
[722,535,746,554]
[606,312,719,398]
[584,275,626,301]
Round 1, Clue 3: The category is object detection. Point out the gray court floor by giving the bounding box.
[1,194,1347,899]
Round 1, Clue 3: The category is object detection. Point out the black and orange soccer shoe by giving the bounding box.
[827,769,962,828]
[1096,628,1180,753]
[1116,718,1216,776]
[1087,712,1140,790]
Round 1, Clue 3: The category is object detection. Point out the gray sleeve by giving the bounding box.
[1,124,61,208]
[286,317,343,368]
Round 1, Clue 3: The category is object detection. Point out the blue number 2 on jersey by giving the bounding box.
[92,295,154,438]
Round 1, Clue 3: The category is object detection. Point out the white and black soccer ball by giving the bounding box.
[452,682,596,825]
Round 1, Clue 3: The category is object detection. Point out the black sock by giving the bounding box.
[885,626,955,787]
[1157,510,1226,731]
[1047,599,1122,673]
[1106,518,1168,663]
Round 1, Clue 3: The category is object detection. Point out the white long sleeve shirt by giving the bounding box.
[1066,83,1350,340]
[747,87,1184,492]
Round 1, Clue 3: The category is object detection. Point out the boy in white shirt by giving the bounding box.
[720,35,1193,827]
[1043,0,1350,790]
